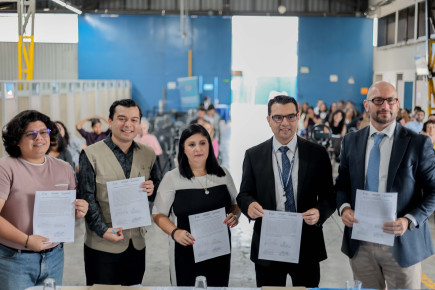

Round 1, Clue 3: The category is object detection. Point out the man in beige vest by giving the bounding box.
[78,99,158,286]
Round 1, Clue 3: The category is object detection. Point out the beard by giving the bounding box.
[370,109,396,124]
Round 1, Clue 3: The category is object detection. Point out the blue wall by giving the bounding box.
[297,17,373,109]
[78,14,231,112]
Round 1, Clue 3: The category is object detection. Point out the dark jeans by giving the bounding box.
[255,260,320,287]
[84,240,145,286]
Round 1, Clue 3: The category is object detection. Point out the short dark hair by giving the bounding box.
[54,121,70,146]
[109,99,142,120]
[207,104,215,111]
[2,110,58,158]
[177,124,225,179]
[90,118,101,127]
[198,105,206,112]
[416,108,426,115]
[423,120,435,132]
[267,95,299,116]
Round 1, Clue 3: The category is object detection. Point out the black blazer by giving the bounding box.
[237,136,336,266]
[336,124,435,267]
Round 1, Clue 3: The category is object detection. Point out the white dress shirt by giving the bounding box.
[272,135,299,212]
[365,122,396,192]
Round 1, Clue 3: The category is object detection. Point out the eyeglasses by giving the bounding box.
[368,97,399,106]
[23,128,51,140]
[271,114,298,123]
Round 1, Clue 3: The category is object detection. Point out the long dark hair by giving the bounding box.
[2,110,58,158]
[178,124,225,179]
[54,121,70,146]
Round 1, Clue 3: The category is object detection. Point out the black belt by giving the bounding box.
[0,243,62,254]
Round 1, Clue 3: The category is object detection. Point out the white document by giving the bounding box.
[188,207,231,263]
[33,190,76,242]
[352,189,398,246]
[107,177,151,230]
[258,210,303,263]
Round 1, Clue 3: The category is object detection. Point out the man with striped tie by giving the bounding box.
[336,81,435,289]
[237,95,336,287]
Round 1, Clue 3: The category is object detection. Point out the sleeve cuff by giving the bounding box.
[339,203,351,216]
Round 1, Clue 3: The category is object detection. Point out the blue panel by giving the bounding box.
[297,17,373,110]
[78,15,231,112]
[404,81,413,110]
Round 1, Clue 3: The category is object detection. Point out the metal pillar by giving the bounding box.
[17,0,35,80]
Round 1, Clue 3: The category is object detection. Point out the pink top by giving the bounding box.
[0,156,76,250]
[135,134,163,155]
[212,139,219,159]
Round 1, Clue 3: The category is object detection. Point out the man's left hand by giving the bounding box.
[383,217,408,236]
[302,208,319,225]
[141,180,154,196]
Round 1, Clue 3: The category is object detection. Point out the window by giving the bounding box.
[398,6,415,42]
[418,2,425,38]
[386,13,396,45]
[378,16,387,46]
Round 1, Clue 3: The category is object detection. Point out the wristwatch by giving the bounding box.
[405,217,415,231]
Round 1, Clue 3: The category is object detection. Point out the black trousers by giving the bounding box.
[255,260,320,287]
[84,240,145,286]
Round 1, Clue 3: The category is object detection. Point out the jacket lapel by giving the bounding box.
[263,138,277,207]
[387,124,410,191]
[296,136,308,208]
[354,126,370,190]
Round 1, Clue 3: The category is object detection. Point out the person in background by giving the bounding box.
[304,106,322,138]
[313,99,324,115]
[152,124,240,286]
[55,121,84,173]
[0,110,88,290]
[406,108,425,133]
[205,104,221,142]
[76,116,111,146]
[336,81,435,289]
[134,118,163,156]
[337,100,346,111]
[402,109,412,123]
[326,110,346,162]
[190,105,207,125]
[318,102,328,122]
[422,120,435,149]
[326,102,337,124]
[326,110,346,137]
[237,95,335,287]
[358,111,370,130]
[297,102,309,135]
[78,99,159,286]
[202,121,219,159]
[48,133,74,169]
[203,96,211,109]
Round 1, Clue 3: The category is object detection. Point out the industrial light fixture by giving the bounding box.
[52,0,82,15]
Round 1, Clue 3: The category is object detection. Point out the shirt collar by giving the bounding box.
[272,135,297,154]
[369,121,396,139]
[104,133,138,153]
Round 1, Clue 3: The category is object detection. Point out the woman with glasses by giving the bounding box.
[152,124,240,286]
[0,110,88,290]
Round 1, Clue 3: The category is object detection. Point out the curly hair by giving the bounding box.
[2,110,59,158]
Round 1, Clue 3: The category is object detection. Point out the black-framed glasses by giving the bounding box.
[271,114,298,123]
[368,97,399,106]
[23,128,51,140]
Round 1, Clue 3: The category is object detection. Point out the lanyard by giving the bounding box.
[274,144,298,192]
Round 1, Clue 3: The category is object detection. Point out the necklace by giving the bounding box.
[196,175,209,195]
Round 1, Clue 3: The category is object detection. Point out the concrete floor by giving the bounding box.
[63,104,435,288]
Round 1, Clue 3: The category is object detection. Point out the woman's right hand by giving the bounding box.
[174,229,195,246]
[26,235,52,252]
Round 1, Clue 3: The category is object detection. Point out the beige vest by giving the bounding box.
[84,141,156,253]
